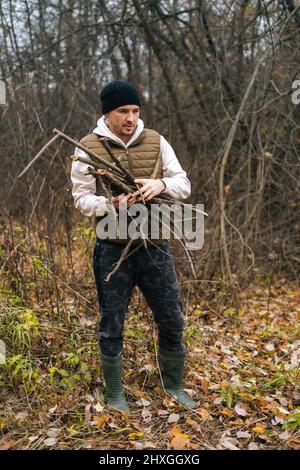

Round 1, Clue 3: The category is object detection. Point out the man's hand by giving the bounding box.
[108,178,166,209]
[109,193,137,209]
[131,178,166,202]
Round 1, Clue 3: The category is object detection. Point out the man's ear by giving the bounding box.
[103,113,109,126]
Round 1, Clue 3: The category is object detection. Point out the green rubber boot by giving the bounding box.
[158,347,198,409]
[101,352,129,412]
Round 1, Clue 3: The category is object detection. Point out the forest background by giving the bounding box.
[0,0,299,451]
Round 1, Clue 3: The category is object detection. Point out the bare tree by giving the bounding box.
[0,0,299,288]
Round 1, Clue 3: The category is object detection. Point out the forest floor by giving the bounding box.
[0,227,299,450]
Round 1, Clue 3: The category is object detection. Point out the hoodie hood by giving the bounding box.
[92,116,144,148]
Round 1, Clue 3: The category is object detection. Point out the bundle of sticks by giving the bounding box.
[18,128,205,279]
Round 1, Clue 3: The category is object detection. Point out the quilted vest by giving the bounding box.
[80,128,163,245]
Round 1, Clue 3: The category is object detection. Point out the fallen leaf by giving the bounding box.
[68,427,78,436]
[185,417,200,430]
[28,435,39,443]
[0,441,13,450]
[220,437,240,450]
[236,431,251,439]
[48,405,57,415]
[279,430,290,441]
[136,398,151,407]
[248,442,260,450]
[252,424,266,434]
[128,432,143,440]
[220,408,235,417]
[94,415,110,430]
[276,406,289,415]
[143,364,155,373]
[200,378,210,394]
[132,442,145,450]
[231,418,244,425]
[183,388,196,398]
[278,397,288,407]
[85,393,95,403]
[170,433,190,450]
[43,438,57,447]
[0,417,7,430]
[213,396,223,405]
[287,438,300,450]
[189,442,201,450]
[170,425,182,437]
[108,422,118,429]
[131,389,147,398]
[193,308,202,316]
[15,411,28,421]
[143,441,157,449]
[141,409,152,422]
[271,416,284,425]
[167,413,180,424]
[47,428,60,438]
[157,409,169,416]
[234,402,248,416]
[199,408,212,421]
[94,402,104,413]
[131,421,144,432]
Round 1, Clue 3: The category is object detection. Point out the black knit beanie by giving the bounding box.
[100,80,141,114]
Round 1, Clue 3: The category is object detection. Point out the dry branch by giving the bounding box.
[17,134,60,179]
[53,128,125,177]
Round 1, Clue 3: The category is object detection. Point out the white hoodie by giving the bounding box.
[71,116,191,217]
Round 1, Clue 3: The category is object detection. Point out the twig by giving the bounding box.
[105,239,135,282]
[17,134,60,179]
[99,138,148,205]
[85,168,117,221]
[53,128,124,177]
[218,54,265,282]
[101,171,135,194]
[86,168,134,194]
[71,154,126,179]
[100,138,137,186]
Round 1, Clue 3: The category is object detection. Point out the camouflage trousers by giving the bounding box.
[93,238,185,357]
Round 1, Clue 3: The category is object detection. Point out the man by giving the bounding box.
[71,80,197,411]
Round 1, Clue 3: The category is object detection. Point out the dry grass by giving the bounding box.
[0,220,299,450]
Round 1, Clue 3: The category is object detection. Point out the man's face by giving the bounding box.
[106,105,140,142]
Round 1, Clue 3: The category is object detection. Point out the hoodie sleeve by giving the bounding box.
[160,136,191,200]
[70,147,109,217]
